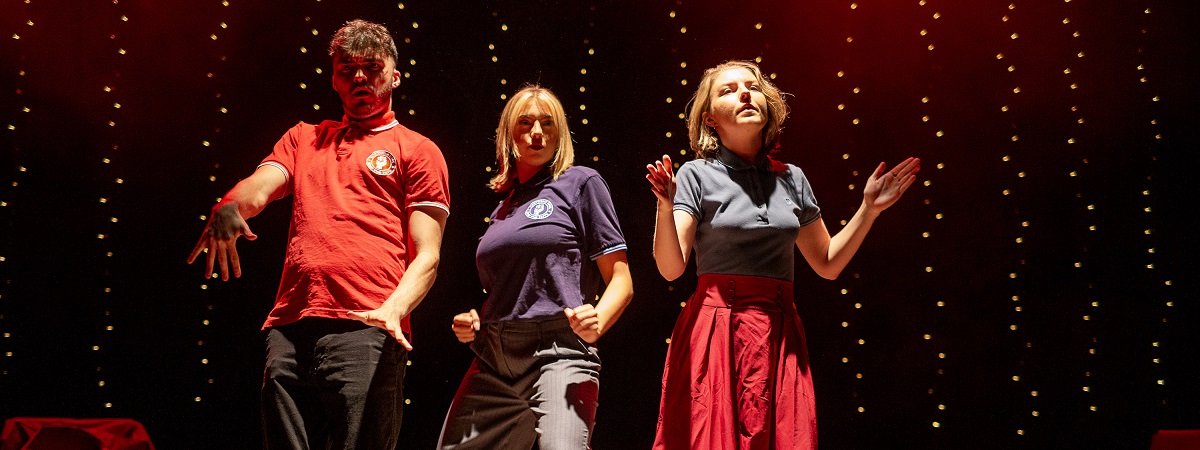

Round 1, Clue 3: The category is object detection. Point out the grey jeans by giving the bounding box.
[438,316,601,450]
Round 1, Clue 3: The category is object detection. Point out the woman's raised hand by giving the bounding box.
[863,157,920,215]
[646,154,677,204]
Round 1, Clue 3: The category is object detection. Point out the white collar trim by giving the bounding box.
[371,120,399,132]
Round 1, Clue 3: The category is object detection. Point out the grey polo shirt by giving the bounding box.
[674,146,821,282]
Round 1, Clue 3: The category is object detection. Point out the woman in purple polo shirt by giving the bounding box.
[645,61,920,449]
[437,85,633,449]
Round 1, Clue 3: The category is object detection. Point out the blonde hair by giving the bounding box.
[686,61,789,159]
[489,85,575,192]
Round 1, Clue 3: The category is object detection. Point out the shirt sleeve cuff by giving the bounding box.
[257,161,290,183]
[408,201,450,216]
[590,243,628,260]
[672,204,698,218]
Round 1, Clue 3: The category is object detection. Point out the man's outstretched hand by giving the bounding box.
[349,306,412,351]
[187,201,257,281]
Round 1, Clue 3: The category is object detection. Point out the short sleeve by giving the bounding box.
[401,138,451,214]
[789,165,821,227]
[672,162,704,219]
[259,123,307,195]
[576,174,627,260]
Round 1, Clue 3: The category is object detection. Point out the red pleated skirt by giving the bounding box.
[654,273,817,450]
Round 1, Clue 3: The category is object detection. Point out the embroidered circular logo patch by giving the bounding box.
[524,198,554,220]
[365,150,396,176]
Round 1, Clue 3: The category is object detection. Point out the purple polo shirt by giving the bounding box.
[476,165,627,323]
[674,145,821,282]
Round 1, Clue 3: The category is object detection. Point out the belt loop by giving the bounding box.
[726,279,736,302]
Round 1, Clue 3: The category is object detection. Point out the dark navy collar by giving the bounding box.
[514,165,555,192]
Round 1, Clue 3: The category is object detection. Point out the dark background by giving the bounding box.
[2,0,1198,448]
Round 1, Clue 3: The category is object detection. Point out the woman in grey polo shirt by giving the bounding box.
[646,61,920,449]
[437,85,634,449]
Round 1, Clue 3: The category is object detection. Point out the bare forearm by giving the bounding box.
[822,201,879,278]
[593,274,633,335]
[652,203,687,280]
[220,166,288,220]
[803,158,919,279]
[381,251,440,318]
[222,189,268,221]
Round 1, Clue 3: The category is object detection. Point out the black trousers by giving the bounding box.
[261,318,408,450]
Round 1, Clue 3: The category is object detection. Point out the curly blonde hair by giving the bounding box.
[488,85,575,192]
[686,61,789,159]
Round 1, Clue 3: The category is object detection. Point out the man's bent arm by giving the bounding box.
[349,205,448,348]
[224,165,289,220]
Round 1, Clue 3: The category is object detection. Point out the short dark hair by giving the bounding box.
[328,19,398,65]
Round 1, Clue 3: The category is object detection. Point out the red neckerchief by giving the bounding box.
[321,111,398,159]
[339,110,397,136]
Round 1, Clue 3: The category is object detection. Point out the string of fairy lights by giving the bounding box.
[392,2,419,410]
[1134,2,1171,421]
[398,4,418,118]
[0,0,35,382]
[836,0,869,419]
[388,3,419,119]
[994,1,1040,438]
[658,4,716,349]
[656,6,689,325]
[481,5,604,226]
[1049,0,1110,426]
[91,0,131,411]
[912,0,949,432]
[191,0,237,408]
[578,6,601,167]
[1058,0,1101,422]
[480,6,510,226]
[299,6,331,115]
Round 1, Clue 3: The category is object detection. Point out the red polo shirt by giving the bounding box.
[257,113,450,333]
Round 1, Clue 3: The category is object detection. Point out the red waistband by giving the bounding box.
[695,273,793,308]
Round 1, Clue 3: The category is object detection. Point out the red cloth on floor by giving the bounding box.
[1151,430,1200,450]
[1,417,154,450]
[654,273,817,450]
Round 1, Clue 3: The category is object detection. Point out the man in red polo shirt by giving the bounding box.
[187,19,449,449]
